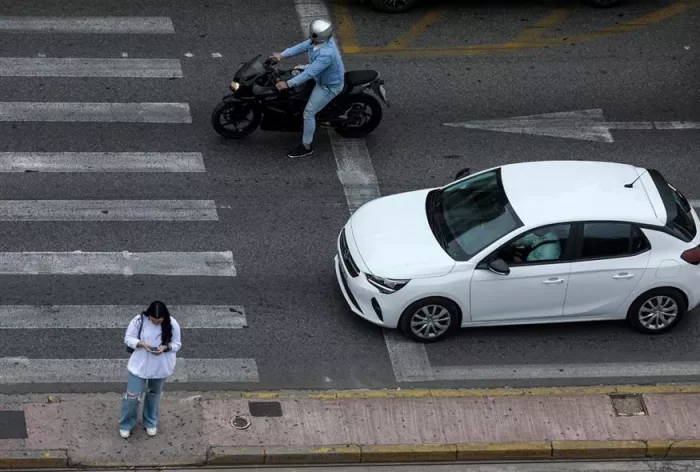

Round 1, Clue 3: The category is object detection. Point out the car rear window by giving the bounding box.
[666,183,697,242]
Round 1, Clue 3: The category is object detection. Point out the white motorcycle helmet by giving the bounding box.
[309,19,333,44]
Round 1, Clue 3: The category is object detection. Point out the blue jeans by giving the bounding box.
[302,82,343,146]
[119,372,165,431]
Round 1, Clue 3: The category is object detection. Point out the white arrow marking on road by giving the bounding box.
[443,109,700,142]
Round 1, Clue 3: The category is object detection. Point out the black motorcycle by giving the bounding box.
[211,54,389,139]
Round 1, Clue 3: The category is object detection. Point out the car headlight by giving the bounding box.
[366,274,410,294]
[230,81,240,91]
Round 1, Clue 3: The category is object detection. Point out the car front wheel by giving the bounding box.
[627,288,686,334]
[400,297,460,342]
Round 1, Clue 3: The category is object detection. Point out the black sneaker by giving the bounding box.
[288,143,313,159]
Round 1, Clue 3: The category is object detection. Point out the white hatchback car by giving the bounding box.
[334,160,700,343]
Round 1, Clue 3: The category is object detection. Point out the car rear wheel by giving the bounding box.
[400,297,460,342]
[627,288,686,334]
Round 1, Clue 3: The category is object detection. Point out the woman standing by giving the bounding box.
[119,301,182,438]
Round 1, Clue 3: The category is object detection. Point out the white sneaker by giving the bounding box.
[119,429,130,439]
[146,427,157,437]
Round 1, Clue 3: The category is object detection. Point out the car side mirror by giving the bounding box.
[487,258,510,276]
[454,167,471,181]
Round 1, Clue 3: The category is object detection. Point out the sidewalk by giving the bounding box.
[3,385,700,468]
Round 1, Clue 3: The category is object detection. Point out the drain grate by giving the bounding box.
[248,400,283,417]
[610,394,647,416]
[0,411,28,439]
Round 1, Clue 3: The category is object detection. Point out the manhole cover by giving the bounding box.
[0,411,28,439]
[248,400,283,417]
[230,415,251,429]
[610,394,647,416]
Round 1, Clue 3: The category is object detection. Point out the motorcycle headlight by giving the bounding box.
[366,274,410,294]
[230,81,240,91]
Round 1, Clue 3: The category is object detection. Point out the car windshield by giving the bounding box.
[427,168,522,261]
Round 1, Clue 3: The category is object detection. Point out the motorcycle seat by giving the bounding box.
[340,70,379,95]
[344,70,379,87]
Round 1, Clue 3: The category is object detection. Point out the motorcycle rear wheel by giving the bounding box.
[211,101,261,139]
[333,93,383,138]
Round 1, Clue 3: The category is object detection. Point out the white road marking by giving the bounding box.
[37,52,46,58]
[0,102,192,123]
[0,16,175,34]
[0,58,183,78]
[0,152,205,173]
[121,52,129,58]
[383,331,435,381]
[430,362,700,381]
[330,136,381,214]
[184,53,194,58]
[0,358,259,383]
[0,305,247,329]
[0,200,218,221]
[0,251,236,276]
[291,0,432,384]
[211,52,222,58]
[443,109,700,143]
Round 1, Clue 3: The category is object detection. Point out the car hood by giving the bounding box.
[348,189,456,279]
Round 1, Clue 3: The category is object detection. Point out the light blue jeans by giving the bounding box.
[302,82,343,146]
[119,372,165,431]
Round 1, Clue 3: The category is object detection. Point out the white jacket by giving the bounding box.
[124,314,182,379]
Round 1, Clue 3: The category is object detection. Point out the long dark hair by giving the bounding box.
[143,301,173,345]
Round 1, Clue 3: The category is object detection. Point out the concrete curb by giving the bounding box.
[0,450,68,469]
[205,440,700,465]
[3,441,699,468]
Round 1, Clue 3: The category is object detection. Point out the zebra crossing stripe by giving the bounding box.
[0,152,205,173]
[0,251,236,276]
[0,358,260,383]
[0,305,247,329]
[0,58,183,78]
[0,102,192,123]
[0,16,175,34]
[0,200,219,221]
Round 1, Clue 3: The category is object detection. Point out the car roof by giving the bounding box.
[499,160,664,228]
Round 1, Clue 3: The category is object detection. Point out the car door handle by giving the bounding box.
[542,277,564,285]
[613,273,635,279]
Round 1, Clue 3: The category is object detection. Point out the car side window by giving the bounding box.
[580,222,650,260]
[497,223,571,266]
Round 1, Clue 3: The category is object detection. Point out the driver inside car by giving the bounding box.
[506,228,562,264]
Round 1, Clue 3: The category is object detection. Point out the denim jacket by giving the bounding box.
[282,37,345,88]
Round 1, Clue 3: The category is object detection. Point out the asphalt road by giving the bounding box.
[0,0,698,393]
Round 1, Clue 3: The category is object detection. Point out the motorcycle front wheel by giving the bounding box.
[333,93,383,138]
[211,100,261,139]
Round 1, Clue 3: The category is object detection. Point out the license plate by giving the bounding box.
[379,84,388,102]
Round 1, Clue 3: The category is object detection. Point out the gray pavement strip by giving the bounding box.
[0,200,218,221]
[0,152,206,173]
[0,358,260,383]
[0,58,183,78]
[0,102,192,123]
[0,16,175,34]
[0,305,247,329]
[0,251,236,276]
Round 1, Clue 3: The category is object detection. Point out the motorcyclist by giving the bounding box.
[270,19,345,159]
